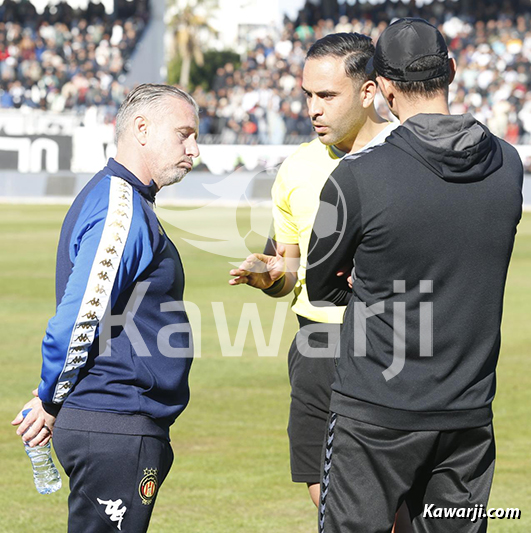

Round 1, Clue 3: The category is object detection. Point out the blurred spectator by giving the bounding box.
[1,0,530,146]
[0,0,149,116]
[193,0,531,145]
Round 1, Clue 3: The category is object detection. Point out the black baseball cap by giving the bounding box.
[366,18,449,82]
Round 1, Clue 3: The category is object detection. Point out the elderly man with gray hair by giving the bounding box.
[12,84,200,533]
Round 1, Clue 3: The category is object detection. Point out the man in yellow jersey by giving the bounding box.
[229,33,397,507]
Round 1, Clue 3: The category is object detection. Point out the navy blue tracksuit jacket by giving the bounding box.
[38,158,193,436]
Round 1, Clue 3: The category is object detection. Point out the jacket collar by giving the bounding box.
[105,158,158,202]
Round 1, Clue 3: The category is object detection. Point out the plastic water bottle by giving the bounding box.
[22,408,62,494]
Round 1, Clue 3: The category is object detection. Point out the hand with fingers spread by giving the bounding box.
[229,244,287,290]
[12,389,56,448]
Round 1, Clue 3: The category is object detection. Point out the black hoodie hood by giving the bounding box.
[386,113,503,183]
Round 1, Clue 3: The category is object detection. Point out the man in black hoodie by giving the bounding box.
[306,18,523,533]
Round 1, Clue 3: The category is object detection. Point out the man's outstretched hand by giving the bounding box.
[229,244,287,290]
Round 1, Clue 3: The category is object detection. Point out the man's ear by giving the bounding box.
[448,57,457,85]
[376,76,395,110]
[360,79,378,109]
[133,115,149,146]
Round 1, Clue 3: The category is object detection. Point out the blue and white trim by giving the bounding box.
[52,177,133,403]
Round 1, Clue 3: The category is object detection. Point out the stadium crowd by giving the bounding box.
[0,0,149,117]
[194,0,531,145]
[0,0,530,146]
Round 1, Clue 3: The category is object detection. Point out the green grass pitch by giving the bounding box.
[0,204,529,532]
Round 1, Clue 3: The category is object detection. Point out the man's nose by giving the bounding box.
[308,97,323,119]
[186,138,200,158]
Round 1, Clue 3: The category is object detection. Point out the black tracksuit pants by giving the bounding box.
[53,428,173,533]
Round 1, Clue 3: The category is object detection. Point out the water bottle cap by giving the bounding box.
[22,409,32,418]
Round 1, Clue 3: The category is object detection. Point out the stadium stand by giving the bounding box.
[0,0,530,148]
[0,0,149,119]
[194,0,531,145]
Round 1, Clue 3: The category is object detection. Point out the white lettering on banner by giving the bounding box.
[30,138,59,173]
[0,136,60,172]
[212,302,289,357]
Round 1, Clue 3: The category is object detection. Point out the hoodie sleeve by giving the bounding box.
[38,176,154,415]
[306,160,363,307]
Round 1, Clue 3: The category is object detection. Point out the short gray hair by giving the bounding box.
[115,83,199,143]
